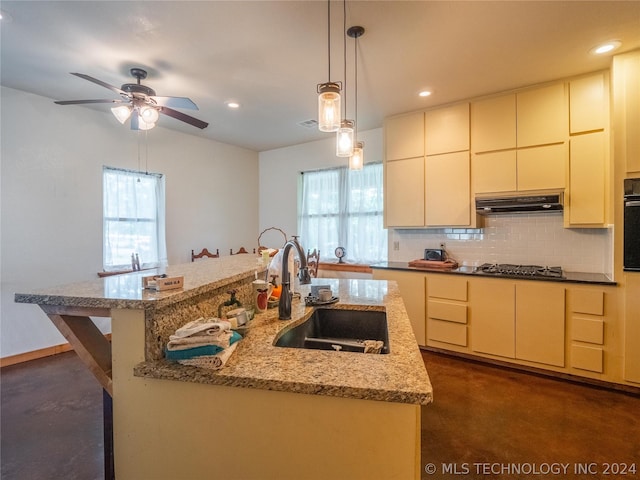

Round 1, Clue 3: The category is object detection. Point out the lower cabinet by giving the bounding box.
[426,275,469,347]
[470,278,566,367]
[372,269,426,345]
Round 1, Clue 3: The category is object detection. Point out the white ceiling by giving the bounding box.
[1,1,639,152]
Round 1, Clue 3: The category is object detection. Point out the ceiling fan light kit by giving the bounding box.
[54,67,208,131]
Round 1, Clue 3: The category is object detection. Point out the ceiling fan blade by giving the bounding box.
[159,106,209,129]
[54,99,125,105]
[150,96,198,110]
[70,73,127,96]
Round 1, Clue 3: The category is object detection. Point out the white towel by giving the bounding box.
[171,318,231,340]
[177,342,239,370]
[167,330,233,351]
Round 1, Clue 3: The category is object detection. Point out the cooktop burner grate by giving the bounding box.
[475,263,565,278]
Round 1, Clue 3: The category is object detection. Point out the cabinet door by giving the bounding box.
[470,279,515,358]
[570,73,607,134]
[612,52,640,173]
[385,157,425,227]
[624,275,640,383]
[517,83,567,147]
[425,103,470,155]
[472,150,517,193]
[569,132,606,225]
[517,143,566,191]
[385,112,425,161]
[515,283,565,367]
[471,94,516,153]
[425,151,470,226]
[372,269,426,345]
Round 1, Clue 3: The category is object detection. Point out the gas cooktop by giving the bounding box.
[474,263,565,279]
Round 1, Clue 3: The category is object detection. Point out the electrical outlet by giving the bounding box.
[440,242,446,250]
[393,241,400,251]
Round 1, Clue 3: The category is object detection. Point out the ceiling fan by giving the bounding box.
[54,68,208,130]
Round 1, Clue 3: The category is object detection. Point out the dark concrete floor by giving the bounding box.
[1,350,638,480]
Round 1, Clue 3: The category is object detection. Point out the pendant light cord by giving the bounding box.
[327,0,331,82]
[343,0,347,119]
[354,28,358,141]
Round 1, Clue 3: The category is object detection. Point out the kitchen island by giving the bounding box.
[15,255,432,480]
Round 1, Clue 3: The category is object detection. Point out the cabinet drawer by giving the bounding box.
[427,318,467,346]
[572,316,604,345]
[571,289,604,315]
[427,300,468,324]
[571,344,604,373]
[427,276,468,301]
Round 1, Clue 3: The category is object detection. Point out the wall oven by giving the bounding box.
[624,178,640,271]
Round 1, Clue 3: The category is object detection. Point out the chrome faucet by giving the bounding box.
[279,236,312,320]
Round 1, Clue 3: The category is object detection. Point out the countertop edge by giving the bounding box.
[370,262,617,286]
[133,360,433,406]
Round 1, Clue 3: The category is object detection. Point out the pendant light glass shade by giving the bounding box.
[336,119,355,156]
[318,82,341,132]
[349,141,364,170]
[111,105,132,124]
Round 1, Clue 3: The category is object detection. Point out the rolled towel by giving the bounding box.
[167,330,234,351]
[165,331,242,359]
[177,342,239,370]
[171,318,231,339]
[363,340,384,354]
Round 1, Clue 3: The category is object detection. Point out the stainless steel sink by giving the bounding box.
[274,309,390,354]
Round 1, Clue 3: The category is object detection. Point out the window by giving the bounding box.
[103,166,167,271]
[299,163,387,264]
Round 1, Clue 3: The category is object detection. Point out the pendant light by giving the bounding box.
[348,25,365,170]
[317,0,341,132]
[336,0,354,156]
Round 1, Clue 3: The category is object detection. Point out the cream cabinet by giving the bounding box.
[470,278,566,367]
[385,157,425,227]
[568,288,608,374]
[567,132,606,226]
[473,144,566,194]
[612,52,640,173]
[624,275,640,383]
[516,82,567,147]
[425,103,469,155]
[471,94,516,153]
[425,151,470,226]
[570,73,607,134]
[426,275,469,348]
[371,269,426,346]
[384,112,424,161]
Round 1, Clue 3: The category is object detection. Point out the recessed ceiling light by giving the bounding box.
[226,101,240,109]
[418,90,432,98]
[590,40,621,55]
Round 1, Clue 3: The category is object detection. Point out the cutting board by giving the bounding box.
[408,259,458,270]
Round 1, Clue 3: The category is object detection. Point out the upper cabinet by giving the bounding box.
[471,94,516,153]
[570,73,606,134]
[385,112,424,161]
[384,71,610,229]
[425,103,469,155]
[516,83,567,147]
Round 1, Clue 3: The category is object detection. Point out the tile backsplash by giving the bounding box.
[388,212,613,276]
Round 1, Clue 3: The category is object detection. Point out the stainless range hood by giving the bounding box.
[475,193,563,215]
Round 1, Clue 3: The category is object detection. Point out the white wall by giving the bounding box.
[0,86,258,358]
[258,128,383,249]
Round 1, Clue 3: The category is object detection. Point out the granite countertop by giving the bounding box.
[135,278,434,406]
[371,261,616,285]
[14,255,268,310]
